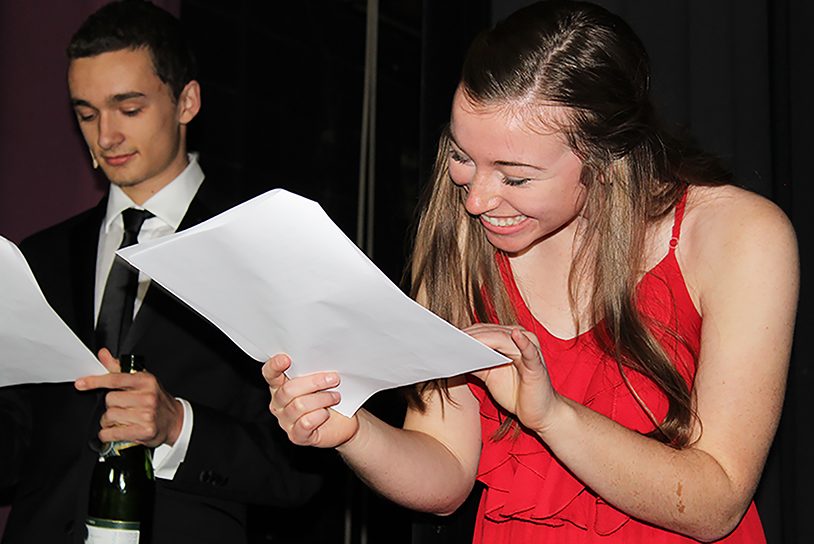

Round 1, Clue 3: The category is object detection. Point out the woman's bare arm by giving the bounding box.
[469,187,798,540]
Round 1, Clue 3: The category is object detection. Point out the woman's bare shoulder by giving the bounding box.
[684,184,794,253]
[681,184,798,307]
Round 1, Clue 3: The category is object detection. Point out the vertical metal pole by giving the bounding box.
[356,0,379,256]
[350,1,379,543]
[364,0,378,260]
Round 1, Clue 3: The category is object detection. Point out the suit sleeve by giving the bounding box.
[164,396,324,507]
[134,286,323,507]
[0,387,33,490]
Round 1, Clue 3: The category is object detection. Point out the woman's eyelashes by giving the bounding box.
[449,148,470,165]
[502,175,531,187]
[449,147,533,187]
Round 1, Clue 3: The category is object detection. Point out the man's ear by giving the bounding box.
[177,80,201,125]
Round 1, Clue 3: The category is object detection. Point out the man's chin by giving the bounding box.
[104,174,143,188]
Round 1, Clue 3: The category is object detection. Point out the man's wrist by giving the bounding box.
[153,398,193,479]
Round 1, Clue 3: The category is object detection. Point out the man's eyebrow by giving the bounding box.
[70,92,147,108]
[109,92,146,103]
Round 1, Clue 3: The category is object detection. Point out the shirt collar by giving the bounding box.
[102,153,204,233]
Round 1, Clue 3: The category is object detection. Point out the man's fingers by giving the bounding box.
[75,348,122,390]
[76,370,146,392]
[104,388,156,410]
[97,348,121,373]
[100,406,142,428]
[98,423,153,445]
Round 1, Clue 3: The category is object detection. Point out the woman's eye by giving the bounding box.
[449,149,470,164]
[503,176,530,187]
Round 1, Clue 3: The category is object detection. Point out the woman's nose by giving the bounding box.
[464,175,501,216]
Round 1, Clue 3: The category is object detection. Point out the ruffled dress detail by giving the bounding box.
[467,195,766,543]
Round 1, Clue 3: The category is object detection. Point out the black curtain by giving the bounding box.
[3,1,806,543]
[424,1,812,543]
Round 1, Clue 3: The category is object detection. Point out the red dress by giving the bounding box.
[468,195,765,543]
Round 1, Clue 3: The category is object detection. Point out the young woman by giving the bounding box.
[263,1,798,542]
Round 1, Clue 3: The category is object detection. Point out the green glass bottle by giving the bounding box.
[85,354,155,544]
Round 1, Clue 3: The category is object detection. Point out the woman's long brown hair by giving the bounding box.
[407,0,730,448]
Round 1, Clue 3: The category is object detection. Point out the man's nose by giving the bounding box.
[97,113,124,150]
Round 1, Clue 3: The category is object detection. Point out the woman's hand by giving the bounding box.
[262,354,359,448]
[465,324,562,435]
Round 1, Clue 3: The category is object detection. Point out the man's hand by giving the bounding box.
[75,348,184,447]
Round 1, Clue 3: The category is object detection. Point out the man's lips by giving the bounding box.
[102,152,137,167]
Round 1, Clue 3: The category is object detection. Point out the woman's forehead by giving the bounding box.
[452,86,571,137]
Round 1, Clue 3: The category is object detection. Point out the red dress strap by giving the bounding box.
[668,190,689,252]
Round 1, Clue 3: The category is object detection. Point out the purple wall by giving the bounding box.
[0,1,179,535]
[0,0,178,244]
[0,1,112,244]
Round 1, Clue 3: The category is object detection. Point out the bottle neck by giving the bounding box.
[99,441,145,458]
[119,354,145,374]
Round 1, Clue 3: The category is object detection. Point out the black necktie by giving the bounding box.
[95,208,153,357]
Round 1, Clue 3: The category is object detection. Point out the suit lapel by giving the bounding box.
[71,198,111,528]
[73,199,107,351]
[121,179,227,352]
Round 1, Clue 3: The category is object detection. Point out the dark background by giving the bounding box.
[0,1,810,542]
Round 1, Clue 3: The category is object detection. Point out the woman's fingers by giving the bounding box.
[262,353,292,390]
[273,372,339,408]
[282,394,338,446]
[290,408,333,445]
[263,354,340,402]
[511,328,544,372]
[261,354,353,447]
[275,390,341,420]
[464,324,556,431]
[465,325,526,357]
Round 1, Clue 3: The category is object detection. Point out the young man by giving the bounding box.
[0,2,320,542]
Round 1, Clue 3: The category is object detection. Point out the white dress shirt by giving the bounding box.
[95,153,203,479]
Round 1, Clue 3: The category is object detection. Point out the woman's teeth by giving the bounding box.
[481,214,527,227]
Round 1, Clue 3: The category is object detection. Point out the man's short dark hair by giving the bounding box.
[67,0,197,100]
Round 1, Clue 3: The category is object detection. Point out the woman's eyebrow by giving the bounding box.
[493,159,546,171]
[450,126,547,171]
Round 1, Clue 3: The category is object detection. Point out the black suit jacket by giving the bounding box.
[0,179,321,543]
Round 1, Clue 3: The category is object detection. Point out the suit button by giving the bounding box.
[199,469,228,486]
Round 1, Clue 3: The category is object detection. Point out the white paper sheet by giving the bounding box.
[0,236,106,387]
[119,189,509,416]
